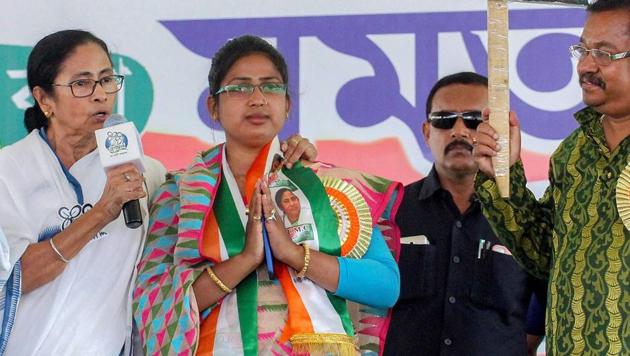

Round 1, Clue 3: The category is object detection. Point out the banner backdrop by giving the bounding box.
[0,1,587,196]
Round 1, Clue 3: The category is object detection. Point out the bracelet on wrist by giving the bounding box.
[206,266,232,294]
[49,237,70,263]
[296,244,310,280]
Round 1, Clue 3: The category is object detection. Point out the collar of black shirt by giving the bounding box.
[416,165,479,204]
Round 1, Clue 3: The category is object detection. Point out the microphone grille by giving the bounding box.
[104,114,128,128]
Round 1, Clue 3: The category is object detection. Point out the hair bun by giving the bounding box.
[24,105,48,132]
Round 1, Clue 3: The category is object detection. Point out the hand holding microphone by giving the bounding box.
[95,114,146,229]
[97,164,146,227]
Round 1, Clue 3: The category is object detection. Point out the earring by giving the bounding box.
[44,111,49,118]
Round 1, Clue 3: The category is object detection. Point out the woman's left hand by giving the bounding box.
[281,134,318,169]
[257,180,302,265]
[257,180,340,291]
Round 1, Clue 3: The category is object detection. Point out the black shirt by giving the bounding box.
[384,167,538,356]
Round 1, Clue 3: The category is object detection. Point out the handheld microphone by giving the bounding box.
[95,114,146,229]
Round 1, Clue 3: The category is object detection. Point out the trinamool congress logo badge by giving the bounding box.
[0,45,153,148]
[105,131,129,155]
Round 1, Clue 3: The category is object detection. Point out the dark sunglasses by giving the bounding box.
[428,111,483,129]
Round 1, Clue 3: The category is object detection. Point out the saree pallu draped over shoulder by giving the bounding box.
[133,139,402,355]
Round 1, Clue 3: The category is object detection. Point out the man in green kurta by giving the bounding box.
[473,1,630,355]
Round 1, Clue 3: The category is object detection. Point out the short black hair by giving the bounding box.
[24,30,110,132]
[586,1,630,42]
[587,0,630,12]
[425,72,488,119]
[207,35,289,98]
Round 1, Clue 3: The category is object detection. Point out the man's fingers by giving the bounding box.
[285,137,313,166]
[473,143,498,158]
[508,111,520,127]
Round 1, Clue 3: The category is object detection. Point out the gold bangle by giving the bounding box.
[206,266,232,294]
[296,244,310,279]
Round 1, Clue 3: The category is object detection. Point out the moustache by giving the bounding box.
[579,72,606,90]
[444,139,473,155]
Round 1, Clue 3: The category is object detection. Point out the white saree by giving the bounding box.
[0,130,165,356]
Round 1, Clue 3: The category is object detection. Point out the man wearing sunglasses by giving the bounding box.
[385,72,545,355]
[474,1,630,355]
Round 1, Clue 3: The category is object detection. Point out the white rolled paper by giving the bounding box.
[488,0,511,198]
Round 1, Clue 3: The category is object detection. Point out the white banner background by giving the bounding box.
[1,0,586,200]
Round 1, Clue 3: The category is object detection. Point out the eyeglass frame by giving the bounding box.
[52,74,125,98]
[214,82,288,99]
[568,44,630,66]
[427,111,484,130]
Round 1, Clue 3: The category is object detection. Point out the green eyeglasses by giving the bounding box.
[214,83,288,99]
